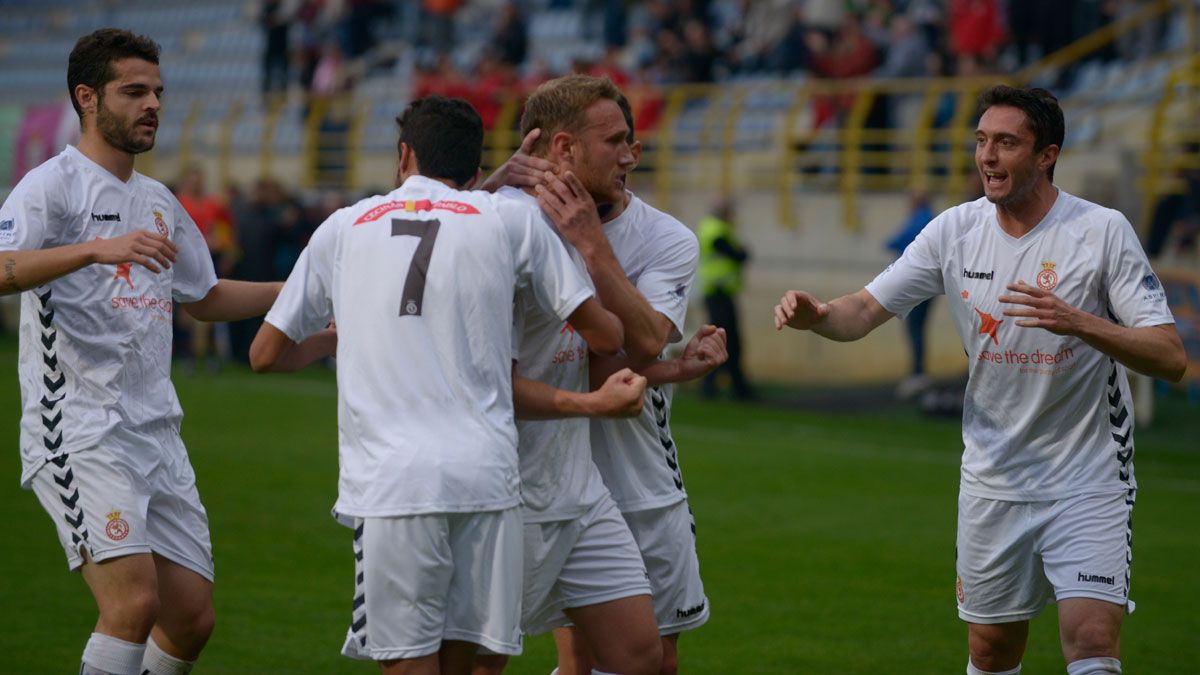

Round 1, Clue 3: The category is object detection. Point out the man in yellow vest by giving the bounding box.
[699,196,754,399]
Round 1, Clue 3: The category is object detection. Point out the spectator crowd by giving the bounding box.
[259,0,1171,130]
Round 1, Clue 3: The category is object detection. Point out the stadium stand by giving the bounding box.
[1,0,1197,384]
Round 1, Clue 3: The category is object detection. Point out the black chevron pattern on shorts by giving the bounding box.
[36,287,67,456]
[36,288,86,549]
[650,386,685,492]
[49,452,91,549]
[1105,359,1134,486]
[1124,487,1136,596]
[347,519,368,648]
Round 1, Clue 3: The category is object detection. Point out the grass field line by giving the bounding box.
[673,422,1200,494]
[673,421,961,466]
[183,372,339,398]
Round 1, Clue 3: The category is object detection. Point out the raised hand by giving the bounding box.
[999,281,1089,336]
[91,230,177,273]
[535,170,606,253]
[479,128,558,192]
[594,367,648,418]
[774,289,829,331]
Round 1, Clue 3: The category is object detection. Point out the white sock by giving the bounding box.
[549,670,559,675]
[141,637,195,674]
[967,660,1022,675]
[1066,657,1122,674]
[591,671,618,675]
[81,633,145,675]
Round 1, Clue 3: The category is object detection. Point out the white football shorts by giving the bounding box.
[341,507,524,661]
[521,492,651,636]
[29,421,214,581]
[956,489,1136,624]
[623,499,710,635]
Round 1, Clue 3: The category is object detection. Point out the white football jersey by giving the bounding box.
[1,146,217,488]
[866,191,1175,501]
[589,194,701,513]
[265,176,593,518]
[501,187,608,523]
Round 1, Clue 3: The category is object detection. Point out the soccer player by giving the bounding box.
[248,95,625,675]
[497,75,710,675]
[0,28,286,675]
[774,85,1186,675]
[472,110,729,675]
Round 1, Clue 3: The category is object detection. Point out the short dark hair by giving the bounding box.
[978,85,1065,180]
[396,96,483,187]
[616,93,635,144]
[67,28,161,121]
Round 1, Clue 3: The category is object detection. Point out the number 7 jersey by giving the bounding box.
[265,175,594,518]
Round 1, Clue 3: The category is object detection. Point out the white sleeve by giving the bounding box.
[0,173,54,252]
[1101,212,1174,328]
[170,199,219,303]
[502,202,593,322]
[264,218,337,342]
[637,226,698,343]
[864,212,946,318]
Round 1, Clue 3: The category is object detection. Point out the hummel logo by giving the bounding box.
[1078,572,1115,585]
[90,213,121,222]
[963,267,994,280]
[676,601,706,618]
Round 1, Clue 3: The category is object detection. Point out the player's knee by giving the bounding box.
[627,634,664,675]
[968,630,1022,671]
[157,593,216,655]
[472,653,509,675]
[189,602,216,645]
[1063,619,1119,661]
[103,587,160,637]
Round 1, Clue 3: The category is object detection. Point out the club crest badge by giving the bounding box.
[105,510,130,541]
[1036,260,1058,291]
[956,575,966,604]
[152,209,168,236]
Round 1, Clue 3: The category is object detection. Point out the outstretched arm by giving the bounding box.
[183,279,284,322]
[774,287,894,341]
[1,231,178,295]
[514,365,647,420]
[249,321,337,373]
[1000,281,1186,381]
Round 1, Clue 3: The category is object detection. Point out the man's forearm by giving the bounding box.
[579,243,666,364]
[0,245,96,295]
[812,290,891,342]
[590,351,688,387]
[1078,321,1186,382]
[262,328,337,373]
[185,279,283,322]
[514,374,601,420]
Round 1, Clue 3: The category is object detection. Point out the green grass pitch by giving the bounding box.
[2,335,1198,673]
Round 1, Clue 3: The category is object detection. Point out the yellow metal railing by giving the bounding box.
[1141,53,1200,236]
[157,0,1189,229]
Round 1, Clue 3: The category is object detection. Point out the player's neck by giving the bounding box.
[994,181,1058,238]
[600,190,632,224]
[76,133,136,183]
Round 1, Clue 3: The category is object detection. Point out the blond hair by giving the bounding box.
[520,74,623,156]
